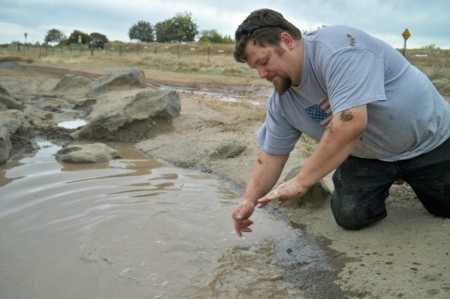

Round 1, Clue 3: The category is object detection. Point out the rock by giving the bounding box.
[280,166,332,209]
[72,89,180,140]
[125,90,181,119]
[53,74,93,92]
[0,110,28,134]
[211,141,246,159]
[0,84,12,97]
[55,143,122,163]
[0,126,12,163]
[0,84,24,110]
[87,68,146,96]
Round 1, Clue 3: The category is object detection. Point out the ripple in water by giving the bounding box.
[0,140,304,298]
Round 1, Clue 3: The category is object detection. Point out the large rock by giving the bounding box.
[210,141,246,159]
[0,110,29,163]
[53,74,93,92]
[0,127,12,163]
[72,89,180,140]
[277,166,332,209]
[0,84,24,110]
[0,110,28,134]
[87,68,146,96]
[55,143,122,163]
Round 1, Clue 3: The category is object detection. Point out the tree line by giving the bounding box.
[43,11,233,46]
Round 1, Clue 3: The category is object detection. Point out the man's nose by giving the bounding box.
[257,67,269,78]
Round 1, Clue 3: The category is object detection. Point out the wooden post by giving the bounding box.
[207,45,211,62]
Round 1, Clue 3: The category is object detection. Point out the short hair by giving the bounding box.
[234,9,302,63]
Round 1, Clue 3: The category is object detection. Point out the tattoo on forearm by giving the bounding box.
[340,110,353,122]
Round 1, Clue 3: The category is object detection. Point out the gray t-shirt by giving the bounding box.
[258,25,450,161]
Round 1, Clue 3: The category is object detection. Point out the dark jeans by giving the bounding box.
[331,137,450,230]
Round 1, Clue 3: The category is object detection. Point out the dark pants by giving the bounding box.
[331,137,450,230]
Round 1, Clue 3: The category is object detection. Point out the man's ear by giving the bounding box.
[280,32,294,50]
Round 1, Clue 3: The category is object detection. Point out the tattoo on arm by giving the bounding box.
[340,110,353,122]
[257,158,263,164]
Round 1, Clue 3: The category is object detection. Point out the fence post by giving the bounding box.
[207,45,211,62]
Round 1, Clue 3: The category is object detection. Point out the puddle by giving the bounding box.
[57,119,87,129]
[0,140,304,298]
[158,83,270,108]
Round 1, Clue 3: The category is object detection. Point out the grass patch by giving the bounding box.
[0,55,34,63]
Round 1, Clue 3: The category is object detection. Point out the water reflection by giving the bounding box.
[57,119,87,129]
[0,140,303,298]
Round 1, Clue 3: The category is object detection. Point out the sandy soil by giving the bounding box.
[1,60,449,299]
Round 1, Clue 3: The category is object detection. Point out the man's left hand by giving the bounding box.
[256,178,309,208]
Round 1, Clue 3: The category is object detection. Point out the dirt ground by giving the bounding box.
[1,60,449,299]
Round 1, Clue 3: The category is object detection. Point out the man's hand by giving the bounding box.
[231,200,256,237]
[257,178,310,208]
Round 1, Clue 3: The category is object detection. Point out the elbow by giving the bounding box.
[354,118,367,136]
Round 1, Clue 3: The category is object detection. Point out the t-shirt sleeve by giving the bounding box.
[257,94,302,155]
[324,47,387,113]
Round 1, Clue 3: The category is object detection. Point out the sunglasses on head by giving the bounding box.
[235,24,282,41]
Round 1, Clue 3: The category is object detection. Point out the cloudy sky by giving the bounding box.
[1,0,449,49]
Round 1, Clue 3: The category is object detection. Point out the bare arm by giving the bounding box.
[232,150,289,236]
[258,105,367,206]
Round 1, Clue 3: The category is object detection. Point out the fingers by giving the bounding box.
[234,219,253,236]
[232,201,255,236]
[256,189,279,208]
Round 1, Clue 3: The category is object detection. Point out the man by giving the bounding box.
[231,8,450,236]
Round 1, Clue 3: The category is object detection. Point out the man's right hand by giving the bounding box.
[231,200,255,237]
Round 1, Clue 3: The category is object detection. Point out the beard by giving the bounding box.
[272,75,292,95]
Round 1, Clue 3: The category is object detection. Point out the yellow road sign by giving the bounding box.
[402,29,411,41]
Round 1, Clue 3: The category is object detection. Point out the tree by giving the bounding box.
[44,28,66,45]
[67,30,90,45]
[154,19,175,43]
[90,32,108,43]
[129,21,154,42]
[199,29,222,43]
[171,12,198,42]
[222,35,234,44]
[198,29,233,43]
[155,12,198,43]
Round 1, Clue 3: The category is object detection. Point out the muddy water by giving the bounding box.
[0,140,305,298]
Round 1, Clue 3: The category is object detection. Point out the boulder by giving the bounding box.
[55,143,122,163]
[125,90,181,119]
[277,166,332,209]
[87,68,146,96]
[0,126,12,163]
[0,110,28,134]
[53,74,93,92]
[72,89,180,140]
[0,84,24,110]
[210,141,246,159]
